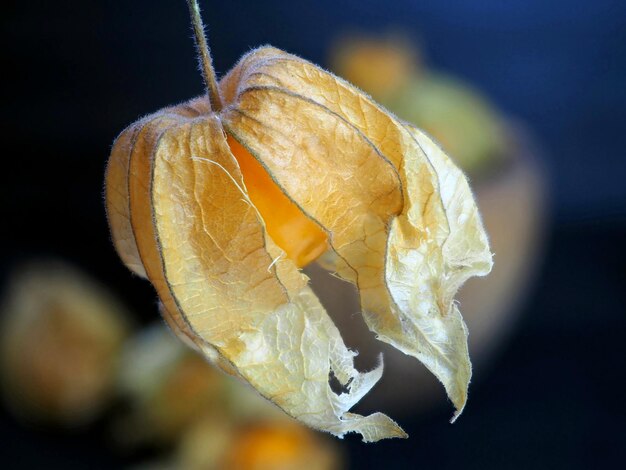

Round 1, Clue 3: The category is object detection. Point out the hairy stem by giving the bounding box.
[186,0,223,112]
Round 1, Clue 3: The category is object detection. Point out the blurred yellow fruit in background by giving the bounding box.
[0,261,131,426]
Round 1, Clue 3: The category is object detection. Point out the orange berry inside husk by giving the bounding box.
[227,135,328,268]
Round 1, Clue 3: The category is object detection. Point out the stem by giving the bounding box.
[186,0,223,112]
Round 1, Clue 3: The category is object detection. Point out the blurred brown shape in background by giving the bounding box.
[0,260,131,426]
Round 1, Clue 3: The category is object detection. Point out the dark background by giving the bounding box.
[2,0,626,468]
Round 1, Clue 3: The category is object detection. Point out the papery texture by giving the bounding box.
[106,45,492,441]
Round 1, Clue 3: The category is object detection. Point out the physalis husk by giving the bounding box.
[105,0,492,442]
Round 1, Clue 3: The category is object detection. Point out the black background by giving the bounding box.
[2,0,625,468]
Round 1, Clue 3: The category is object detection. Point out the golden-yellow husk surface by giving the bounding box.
[105,46,492,442]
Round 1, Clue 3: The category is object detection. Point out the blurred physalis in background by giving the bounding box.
[328,34,420,106]
[121,324,342,470]
[326,33,547,412]
[0,260,131,426]
[330,33,508,177]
